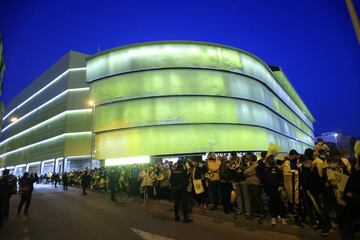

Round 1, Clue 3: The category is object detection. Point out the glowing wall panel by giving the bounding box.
[91,69,313,136]
[95,124,310,160]
[87,42,314,123]
[1,134,65,166]
[64,133,91,156]
[95,97,313,145]
[1,88,89,140]
[1,133,91,165]
[0,110,91,153]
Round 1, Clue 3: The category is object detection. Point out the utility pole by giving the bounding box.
[345,0,360,44]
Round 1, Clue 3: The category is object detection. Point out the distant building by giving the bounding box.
[315,131,359,155]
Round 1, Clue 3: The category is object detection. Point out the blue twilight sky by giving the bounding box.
[0,0,359,137]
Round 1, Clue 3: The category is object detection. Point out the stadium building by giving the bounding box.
[0,41,315,173]
[87,41,315,166]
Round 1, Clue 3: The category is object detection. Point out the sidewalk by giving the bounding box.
[91,188,340,240]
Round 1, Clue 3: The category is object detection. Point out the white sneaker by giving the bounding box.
[271,218,276,226]
[281,218,287,225]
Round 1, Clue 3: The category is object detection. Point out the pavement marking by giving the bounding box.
[131,228,175,240]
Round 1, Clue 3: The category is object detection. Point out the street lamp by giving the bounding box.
[10,117,18,123]
[89,100,96,169]
[88,100,95,107]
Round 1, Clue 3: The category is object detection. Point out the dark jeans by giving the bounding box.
[173,189,189,219]
[63,182,68,190]
[312,193,331,232]
[209,181,220,207]
[158,186,170,199]
[18,192,32,213]
[82,187,87,195]
[110,187,116,200]
[220,181,233,212]
[1,194,11,217]
[144,186,154,198]
[307,191,331,232]
[247,184,265,217]
[267,190,286,218]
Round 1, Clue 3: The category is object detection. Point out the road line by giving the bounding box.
[131,228,175,240]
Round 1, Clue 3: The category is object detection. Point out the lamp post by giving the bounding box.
[89,100,96,169]
[334,133,339,149]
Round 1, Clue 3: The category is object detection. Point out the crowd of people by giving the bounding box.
[1,138,359,239]
[164,139,359,239]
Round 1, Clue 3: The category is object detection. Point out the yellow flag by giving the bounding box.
[266,143,281,157]
[275,153,288,161]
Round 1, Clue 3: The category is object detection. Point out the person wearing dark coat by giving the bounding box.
[81,170,91,195]
[300,148,331,237]
[17,172,35,214]
[229,153,251,218]
[344,146,360,238]
[170,161,193,223]
[54,173,60,188]
[62,172,69,190]
[192,160,208,211]
[219,156,234,214]
[0,169,17,222]
[262,155,287,226]
[108,169,118,201]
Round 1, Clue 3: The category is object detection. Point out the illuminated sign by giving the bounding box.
[105,156,150,166]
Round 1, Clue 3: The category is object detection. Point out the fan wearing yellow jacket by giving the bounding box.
[282,150,303,226]
[207,152,221,210]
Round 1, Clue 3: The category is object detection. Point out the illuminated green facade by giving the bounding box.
[87,41,315,160]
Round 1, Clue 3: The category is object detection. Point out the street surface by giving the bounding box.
[0,184,340,240]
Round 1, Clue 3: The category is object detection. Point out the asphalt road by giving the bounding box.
[0,184,341,240]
